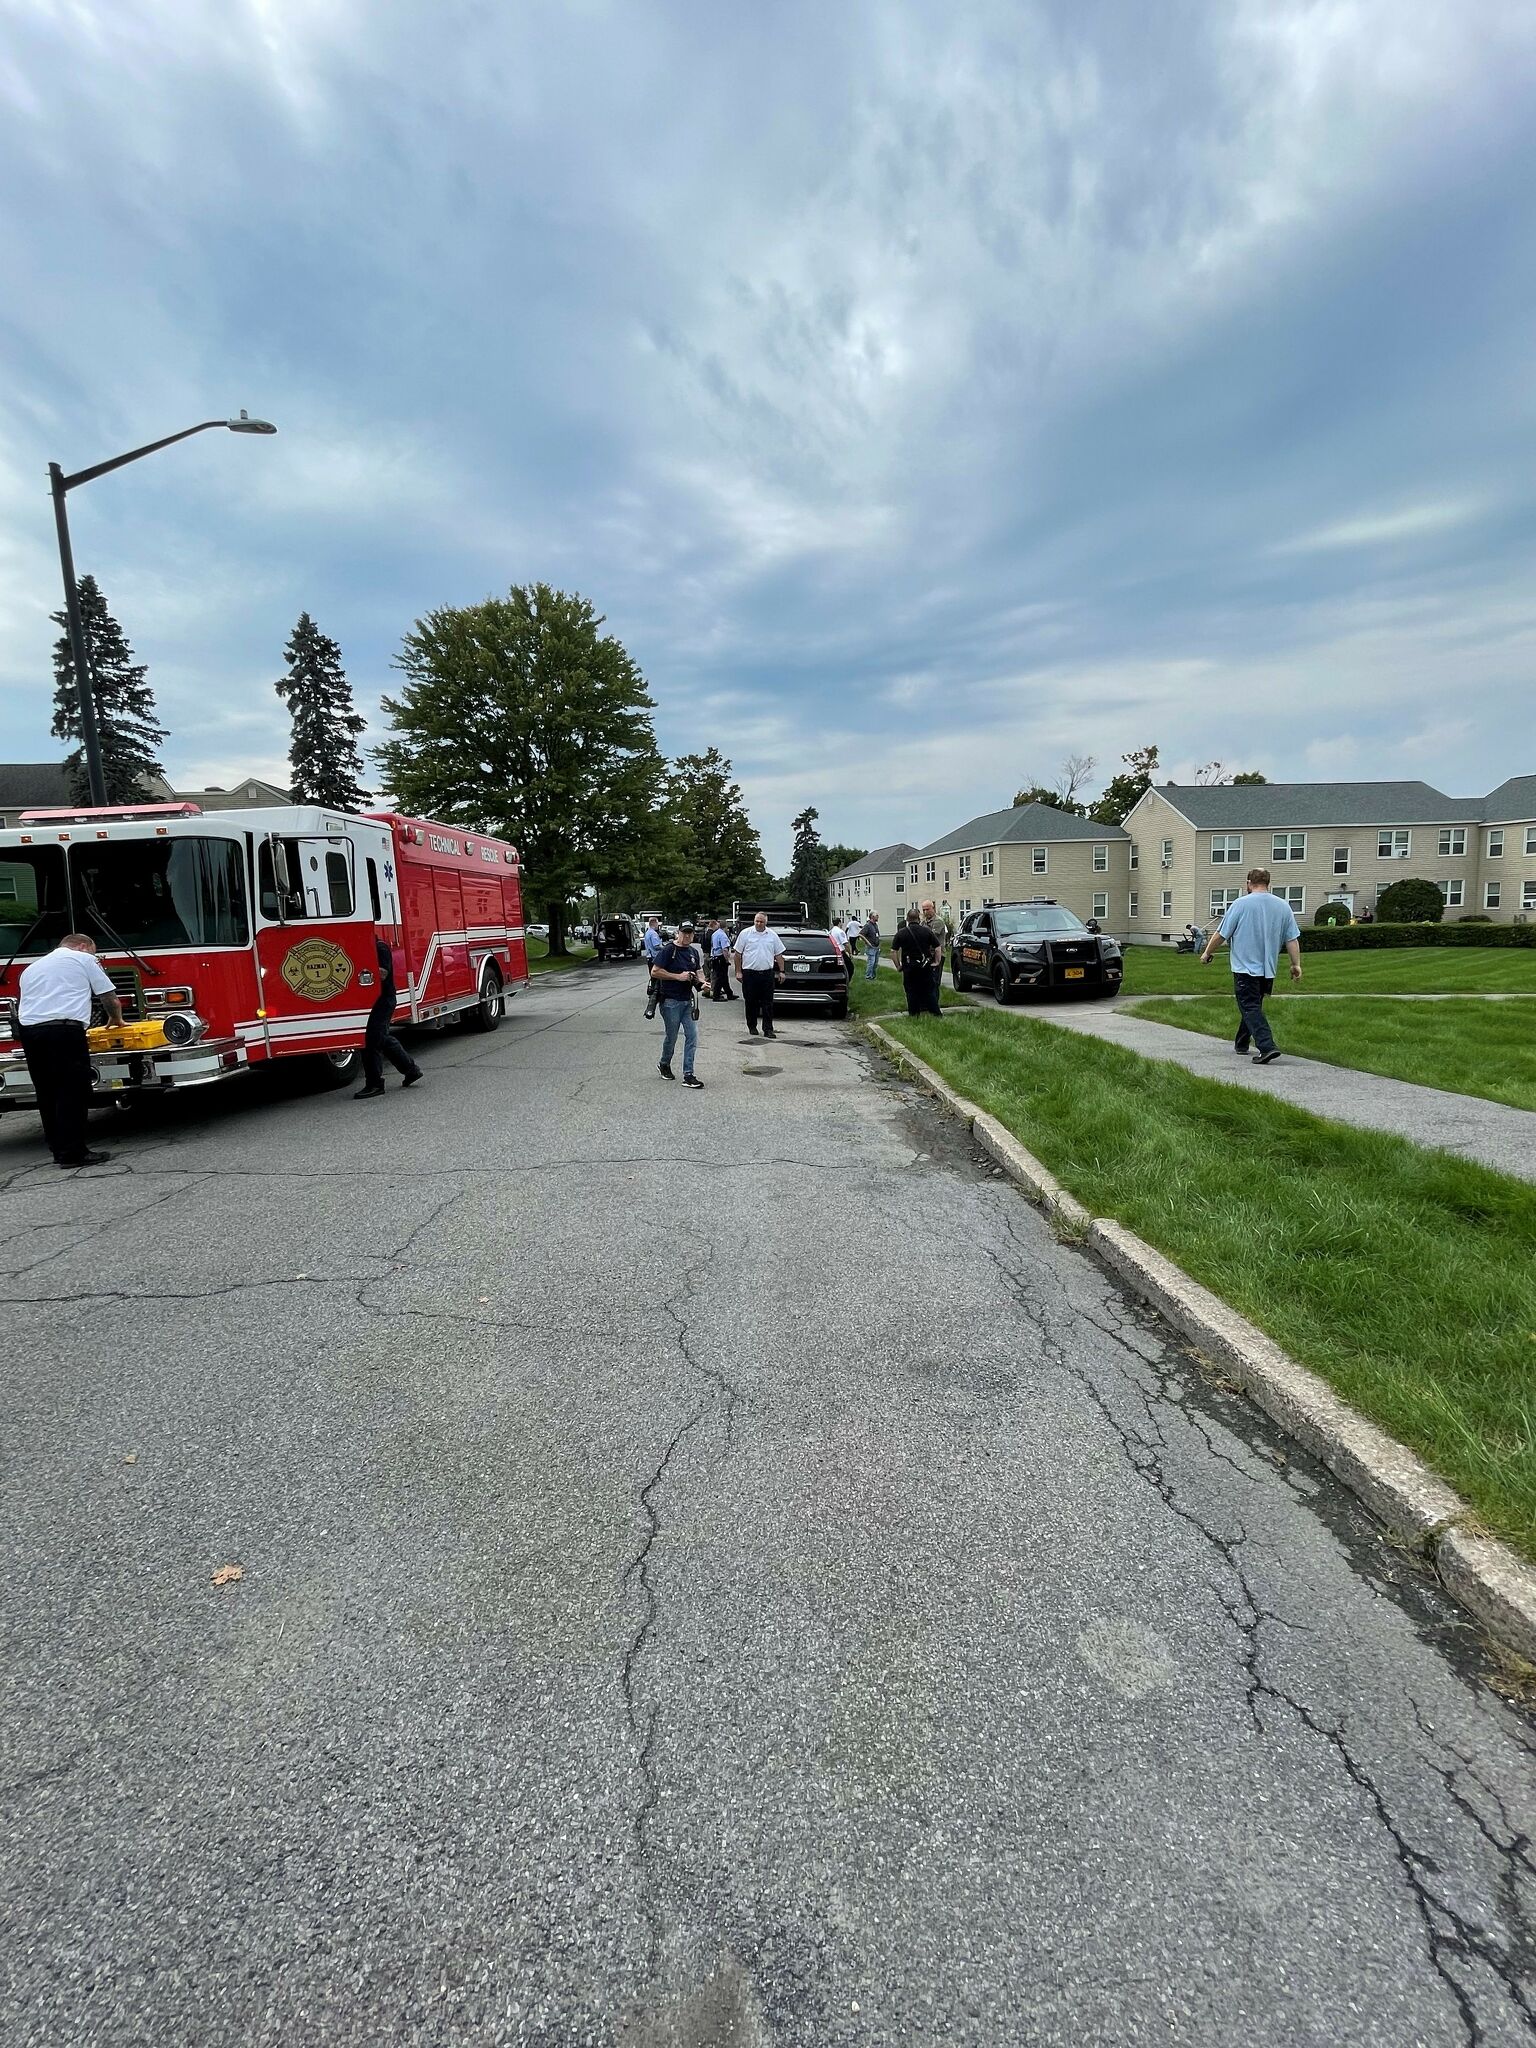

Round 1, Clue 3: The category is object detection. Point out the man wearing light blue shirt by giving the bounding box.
[1200,868,1302,1064]
[641,916,665,1017]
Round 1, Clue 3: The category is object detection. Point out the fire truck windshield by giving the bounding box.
[69,836,250,951]
[0,846,70,959]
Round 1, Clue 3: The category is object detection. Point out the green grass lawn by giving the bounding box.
[877,1007,1536,1563]
[1127,995,1536,1114]
[1121,944,1536,997]
[525,938,595,975]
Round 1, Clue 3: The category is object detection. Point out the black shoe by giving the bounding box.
[659,1062,674,1079]
[747,1025,758,1036]
[762,1029,776,1039]
[354,1085,385,1099]
[402,1069,423,1087]
[57,1149,112,1168]
[684,1074,703,1089]
[1252,1049,1281,1065]
[1234,1043,1250,1055]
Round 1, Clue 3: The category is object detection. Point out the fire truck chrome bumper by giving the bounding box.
[0,1038,247,1108]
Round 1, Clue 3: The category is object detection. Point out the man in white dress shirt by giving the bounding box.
[16,934,121,1167]
[731,912,786,1038]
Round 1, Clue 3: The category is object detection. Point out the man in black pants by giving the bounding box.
[16,932,120,1168]
[356,933,423,1098]
[890,909,939,1016]
[731,911,785,1038]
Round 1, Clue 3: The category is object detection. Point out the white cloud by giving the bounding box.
[1272,499,1487,554]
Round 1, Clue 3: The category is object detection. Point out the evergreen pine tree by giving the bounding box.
[50,575,167,804]
[275,613,371,810]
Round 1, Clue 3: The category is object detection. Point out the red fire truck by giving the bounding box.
[0,802,528,1112]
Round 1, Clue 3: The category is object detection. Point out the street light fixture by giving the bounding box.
[48,411,278,804]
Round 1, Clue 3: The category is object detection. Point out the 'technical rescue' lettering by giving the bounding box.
[428,832,462,855]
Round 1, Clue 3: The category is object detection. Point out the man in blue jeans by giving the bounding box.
[861,911,881,979]
[1200,866,1302,1063]
[653,919,705,1088]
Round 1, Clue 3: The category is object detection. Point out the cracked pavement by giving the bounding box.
[2,967,1534,2046]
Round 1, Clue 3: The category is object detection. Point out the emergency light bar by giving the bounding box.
[18,802,203,825]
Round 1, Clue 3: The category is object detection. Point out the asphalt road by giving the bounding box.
[3,966,1534,2046]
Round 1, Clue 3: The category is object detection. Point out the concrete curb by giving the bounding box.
[864,1019,1536,1668]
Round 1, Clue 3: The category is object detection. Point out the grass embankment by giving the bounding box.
[526,939,595,975]
[1121,946,1536,997]
[1128,996,1536,1115]
[879,1008,1536,1562]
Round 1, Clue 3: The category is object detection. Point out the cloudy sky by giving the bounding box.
[2,0,1534,865]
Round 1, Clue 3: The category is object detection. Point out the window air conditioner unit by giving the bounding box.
[1160,858,1172,869]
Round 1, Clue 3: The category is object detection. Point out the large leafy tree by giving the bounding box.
[668,747,771,913]
[787,805,831,920]
[51,575,167,804]
[1089,744,1159,825]
[376,584,668,952]
[275,612,370,810]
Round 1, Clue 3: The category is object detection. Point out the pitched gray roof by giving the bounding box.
[1483,776,1536,823]
[917,803,1129,858]
[828,840,918,881]
[0,762,74,807]
[1146,780,1485,829]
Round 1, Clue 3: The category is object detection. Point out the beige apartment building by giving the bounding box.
[908,804,1132,934]
[827,841,917,933]
[1119,776,1536,942]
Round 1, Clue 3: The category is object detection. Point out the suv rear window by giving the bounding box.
[780,932,836,954]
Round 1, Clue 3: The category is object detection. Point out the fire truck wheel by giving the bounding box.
[464,966,504,1032]
[313,1048,362,1087]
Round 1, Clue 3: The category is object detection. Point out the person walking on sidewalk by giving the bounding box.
[890,909,939,1017]
[732,911,785,1038]
[654,920,705,1087]
[356,932,423,1098]
[15,933,120,1167]
[707,917,736,1001]
[1200,867,1302,1063]
[861,910,881,980]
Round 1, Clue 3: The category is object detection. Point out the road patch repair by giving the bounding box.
[864,1019,1536,1668]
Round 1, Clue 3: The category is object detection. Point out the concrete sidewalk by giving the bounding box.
[1035,1003,1536,1184]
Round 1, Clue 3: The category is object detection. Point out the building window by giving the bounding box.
[957,853,971,880]
[1129,843,1139,869]
[981,849,995,877]
[1092,892,1108,919]
[959,897,971,915]
[1524,880,1536,911]
[1160,838,1173,864]
[1436,879,1465,908]
[1092,844,1108,872]
[1379,829,1410,859]
[1160,890,1172,919]
[1485,881,1502,910]
[1031,847,1047,874]
[1487,829,1504,857]
[982,896,996,908]
[0,876,16,901]
[924,859,936,883]
[1278,886,1305,913]
[1211,835,1243,864]
[1526,828,1536,856]
[1272,833,1306,863]
[1128,891,1139,919]
[909,864,919,887]
[1210,888,1240,921]
[1333,846,1349,875]
[1438,827,1467,857]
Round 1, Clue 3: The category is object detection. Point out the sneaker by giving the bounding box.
[354,1085,385,1099]
[659,1062,674,1079]
[684,1074,703,1089]
[57,1149,112,1168]
[402,1069,423,1087]
[1252,1049,1281,1065]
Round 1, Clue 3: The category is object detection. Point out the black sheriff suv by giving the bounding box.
[950,900,1123,1003]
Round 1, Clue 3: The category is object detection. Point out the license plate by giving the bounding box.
[1064,967,1085,979]
[792,962,810,973]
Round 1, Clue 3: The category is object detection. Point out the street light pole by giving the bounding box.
[47,412,278,809]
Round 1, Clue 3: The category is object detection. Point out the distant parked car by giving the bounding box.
[526,922,550,940]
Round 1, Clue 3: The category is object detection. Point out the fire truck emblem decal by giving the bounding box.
[279,938,356,1002]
